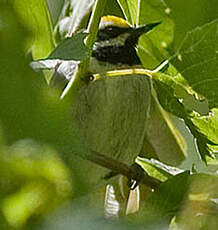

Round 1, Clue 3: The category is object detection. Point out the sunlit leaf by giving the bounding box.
[117,0,140,26]
[191,108,218,144]
[171,20,218,108]
[136,157,184,182]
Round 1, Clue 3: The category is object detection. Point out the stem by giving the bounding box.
[61,0,106,99]
[93,60,169,80]
[80,0,107,76]
[85,0,106,48]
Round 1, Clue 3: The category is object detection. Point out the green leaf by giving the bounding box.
[13,0,54,59]
[117,0,140,26]
[171,20,218,108]
[137,0,173,68]
[191,108,218,145]
[151,73,212,161]
[46,0,64,26]
[152,74,187,118]
[152,71,209,115]
[48,32,89,60]
[103,0,123,17]
[184,118,212,161]
[165,0,218,50]
[140,94,186,166]
[136,157,184,182]
[137,18,174,69]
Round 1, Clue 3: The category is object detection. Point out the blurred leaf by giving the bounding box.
[164,0,218,50]
[173,173,218,230]
[38,202,127,230]
[38,200,168,230]
[0,139,73,228]
[138,171,190,225]
[13,0,54,59]
[55,0,123,42]
[170,20,218,108]
[48,32,89,60]
[8,140,72,195]
[3,182,49,228]
[0,2,85,155]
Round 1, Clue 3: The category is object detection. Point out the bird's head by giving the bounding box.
[97,15,160,47]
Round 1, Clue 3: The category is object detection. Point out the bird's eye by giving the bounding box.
[88,75,95,81]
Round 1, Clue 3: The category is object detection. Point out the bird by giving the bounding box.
[51,15,160,216]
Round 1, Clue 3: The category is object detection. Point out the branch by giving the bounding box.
[84,150,161,189]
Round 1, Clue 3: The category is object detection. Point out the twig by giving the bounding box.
[84,150,161,189]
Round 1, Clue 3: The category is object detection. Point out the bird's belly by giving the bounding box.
[74,74,151,165]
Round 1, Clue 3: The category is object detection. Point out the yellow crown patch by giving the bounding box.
[100,15,130,29]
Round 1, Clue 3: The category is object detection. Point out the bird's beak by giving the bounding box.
[135,22,161,35]
[126,22,161,46]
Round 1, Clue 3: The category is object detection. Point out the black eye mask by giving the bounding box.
[97,26,131,41]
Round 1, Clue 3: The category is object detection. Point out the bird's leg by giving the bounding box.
[127,163,145,190]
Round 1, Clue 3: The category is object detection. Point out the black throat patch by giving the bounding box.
[92,45,141,65]
[93,26,141,65]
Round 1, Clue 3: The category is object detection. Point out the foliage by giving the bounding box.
[0,0,218,229]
